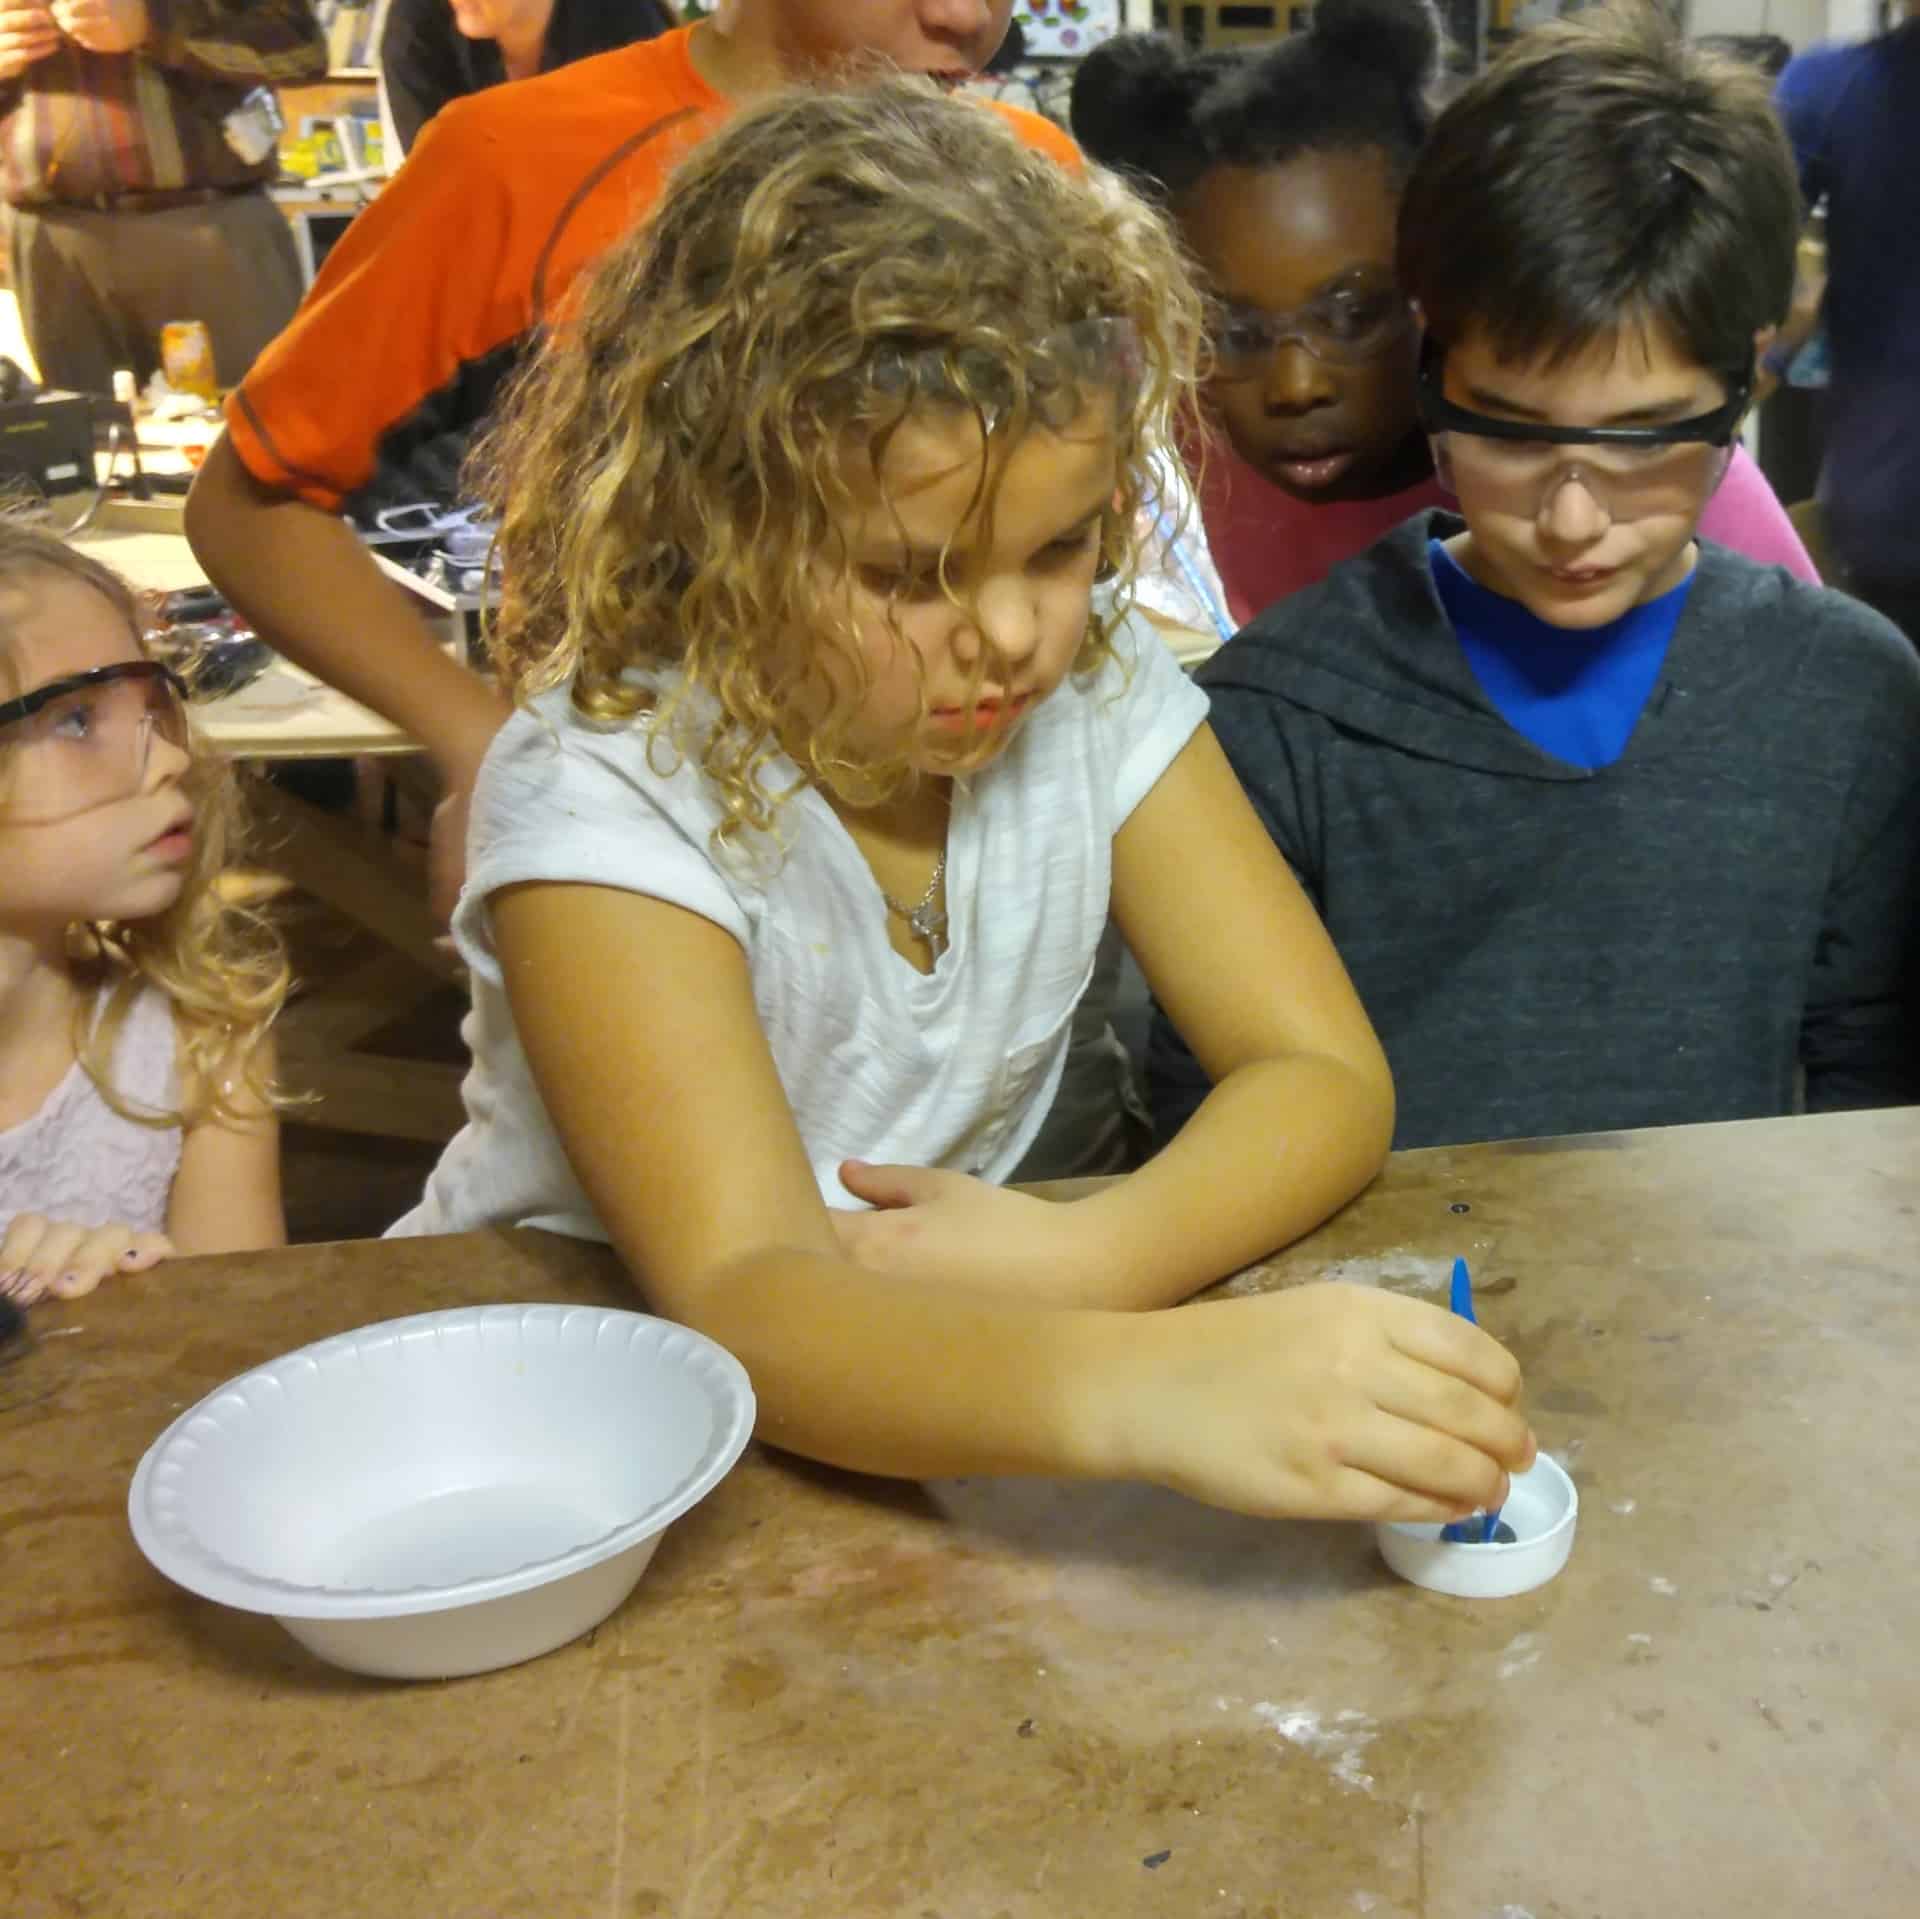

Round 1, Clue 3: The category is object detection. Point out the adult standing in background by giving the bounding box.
[185,3,1050,921]
[1774,1,1920,642]
[380,0,677,155]
[0,0,326,394]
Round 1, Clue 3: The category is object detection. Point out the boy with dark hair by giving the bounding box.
[1149,3,1920,1152]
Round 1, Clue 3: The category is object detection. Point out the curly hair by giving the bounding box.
[468,77,1204,842]
[0,520,288,1130]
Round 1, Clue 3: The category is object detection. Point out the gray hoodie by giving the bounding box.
[1149,512,1920,1150]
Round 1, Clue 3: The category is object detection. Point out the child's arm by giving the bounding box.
[1073,722,1393,1293]
[491,879,1529,1523]
[166,1033,286,1255]
[187,440,510,917]
[839,725,1387,1309]
[1145,691,1320,1152]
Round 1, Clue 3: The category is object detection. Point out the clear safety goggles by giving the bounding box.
[0,660,191,825]
[1418,335,1748,518]
[1209,278,1414,380]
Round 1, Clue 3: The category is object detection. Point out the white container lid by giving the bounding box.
[1376,1452,1578,1599]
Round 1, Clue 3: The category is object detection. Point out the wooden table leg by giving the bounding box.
[244,772,471,1144]
[277,1049,469,1144]
[244,772,464,987]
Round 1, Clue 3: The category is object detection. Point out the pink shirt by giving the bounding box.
[0,987,180,1241]
[1197,439,1819,629]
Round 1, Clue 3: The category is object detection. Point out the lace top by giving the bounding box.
[0,987,181,1239]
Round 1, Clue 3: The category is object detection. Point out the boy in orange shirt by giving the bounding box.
[185,3,1064,912]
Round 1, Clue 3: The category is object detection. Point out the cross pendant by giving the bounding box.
[908,902,947,945]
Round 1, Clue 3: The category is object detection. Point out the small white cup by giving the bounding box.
[1376,1452,1579,1599]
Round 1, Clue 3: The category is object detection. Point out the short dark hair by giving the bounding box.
[1070,0,1444,201]
[1397,4,1800,377]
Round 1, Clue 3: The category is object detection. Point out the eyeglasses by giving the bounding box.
[1417,335,1751,517]
[0,660,191,825]
[1209,280,1414,380]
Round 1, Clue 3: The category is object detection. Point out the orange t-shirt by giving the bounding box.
[228,28,1081,513]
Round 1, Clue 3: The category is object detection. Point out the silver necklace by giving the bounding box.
[882,851,947,949]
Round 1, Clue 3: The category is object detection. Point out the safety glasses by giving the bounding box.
[1209,278,1414,380]
[1417,335,1749,516]
[0,660,191,824]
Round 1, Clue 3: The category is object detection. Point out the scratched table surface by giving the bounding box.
[4,1108,1918,1918]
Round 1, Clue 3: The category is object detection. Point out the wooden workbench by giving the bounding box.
[4,1106,1917,1915]
[75,512,410,759]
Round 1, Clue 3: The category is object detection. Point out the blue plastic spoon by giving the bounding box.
[1440,1257,1506,1545]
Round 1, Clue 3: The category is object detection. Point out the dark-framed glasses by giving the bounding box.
[1417,334,1751,515]
[0,660,191,824]
[1209,278,1414,380]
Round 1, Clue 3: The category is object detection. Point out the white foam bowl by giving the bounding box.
[128,1305,755,1679]
[1376,1452,1578,1599]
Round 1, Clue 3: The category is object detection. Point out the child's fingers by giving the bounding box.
[0,1210,55,1290]
[1379,1291,1526,1406]
[0,1221,174,1302]
[1321,1464,1485,1528]
[836,1159,951,1210]
[10,1219,90,1303]
[46,1225,138,1299]
[50,1227,174,1296]
[1370,1349,1536,1472]
[1332,1411,1515,1518]
[1172,1422,1505,1527]
[1125,1286,1539,1523]
[115,1232,175,1275]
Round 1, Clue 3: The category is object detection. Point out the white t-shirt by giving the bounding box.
[389,610,1207,1241]
[1133,449,1233,653]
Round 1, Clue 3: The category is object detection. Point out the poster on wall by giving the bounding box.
[1012,1,1123,57]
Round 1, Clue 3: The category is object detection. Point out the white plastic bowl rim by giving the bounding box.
[1374,1451,1580,1600]
[128,1304,755,1621]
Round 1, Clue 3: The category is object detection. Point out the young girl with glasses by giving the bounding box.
[0,523,289,1304]
[1070,0,1818,630]
[386,81,1536,1528]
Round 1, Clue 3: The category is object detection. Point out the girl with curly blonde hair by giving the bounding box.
[393,80,1533,1529]
[0,523,288,1302]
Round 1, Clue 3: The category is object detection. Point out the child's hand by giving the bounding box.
[0,0,59,78]
[0,1215,173,1303]
[1090,1283,1533,1524]
[832,1160,1091,1303]
[48,0,149,55]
